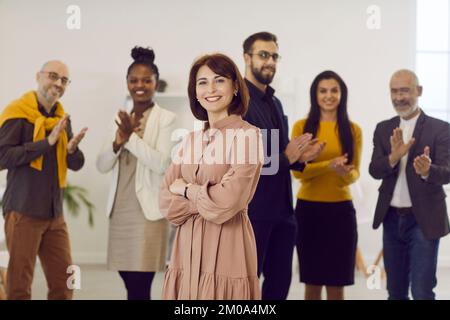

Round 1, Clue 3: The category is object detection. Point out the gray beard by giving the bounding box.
[396,104,418,119]
[38,89,58,107]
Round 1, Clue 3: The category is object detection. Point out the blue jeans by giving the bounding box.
[383,208,440,300]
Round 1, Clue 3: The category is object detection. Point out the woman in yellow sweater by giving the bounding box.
[292,70,362,300]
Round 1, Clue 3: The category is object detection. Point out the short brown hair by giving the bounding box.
[188,53,249,122]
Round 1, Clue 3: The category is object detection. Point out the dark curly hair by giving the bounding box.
[127,46,159,81]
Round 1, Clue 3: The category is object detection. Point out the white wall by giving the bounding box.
[2,0,443,268]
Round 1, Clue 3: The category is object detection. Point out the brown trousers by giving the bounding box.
[4,211,73,300]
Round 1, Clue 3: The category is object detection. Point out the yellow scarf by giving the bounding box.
[0,91,68,187]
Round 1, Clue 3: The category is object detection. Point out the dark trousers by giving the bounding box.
[118,271,155,300]
[383,208,440,300]
[250,215,297,300]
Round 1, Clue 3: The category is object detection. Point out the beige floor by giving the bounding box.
[23,264,450,300]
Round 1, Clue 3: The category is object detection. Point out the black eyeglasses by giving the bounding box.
[40,71,71,86]
[247,51,281,62]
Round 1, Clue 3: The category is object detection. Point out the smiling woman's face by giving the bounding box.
[195,65,236,115]
[127,64,157,104]
[316,78,341,115]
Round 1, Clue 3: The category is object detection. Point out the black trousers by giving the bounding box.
[118,271,155,300]
[295,200,357,286]
[250,215,297,300]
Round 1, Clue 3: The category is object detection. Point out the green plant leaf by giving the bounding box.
[63,183,95,227]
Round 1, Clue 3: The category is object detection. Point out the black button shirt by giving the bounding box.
[244,79,304,220]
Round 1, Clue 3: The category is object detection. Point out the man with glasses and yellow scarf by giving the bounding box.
[0,60,87,300]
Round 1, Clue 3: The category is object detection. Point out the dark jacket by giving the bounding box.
[369,111,450,239]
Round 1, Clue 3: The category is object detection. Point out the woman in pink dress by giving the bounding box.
[159,53,263,300]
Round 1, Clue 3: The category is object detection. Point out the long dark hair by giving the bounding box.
[303,70,354,163]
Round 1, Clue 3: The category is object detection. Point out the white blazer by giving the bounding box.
[96,103,177,221]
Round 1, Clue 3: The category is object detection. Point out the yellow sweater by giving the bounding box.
[0,91,68,187]
[291,119,362,202]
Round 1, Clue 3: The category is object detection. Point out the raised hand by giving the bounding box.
[413,146,432,177]
[329,154,348,169]
[389,127,415,166]
[335,163,355,176]
[299,138,326,163]
[329,153,354,176]
[116,110,139,137]
[48,114,69,146]
[285,133,313,164]
[67,127,88,154]
[113,110,140,152]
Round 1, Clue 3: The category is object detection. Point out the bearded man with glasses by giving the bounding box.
[0,60,87,300]
[242,32,324,300]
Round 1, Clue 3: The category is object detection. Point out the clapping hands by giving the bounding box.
[113,110,139,151]
[329,153,355,176]
[413,146,432,177]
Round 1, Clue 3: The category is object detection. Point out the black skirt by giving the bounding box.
[295,199,358,286]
